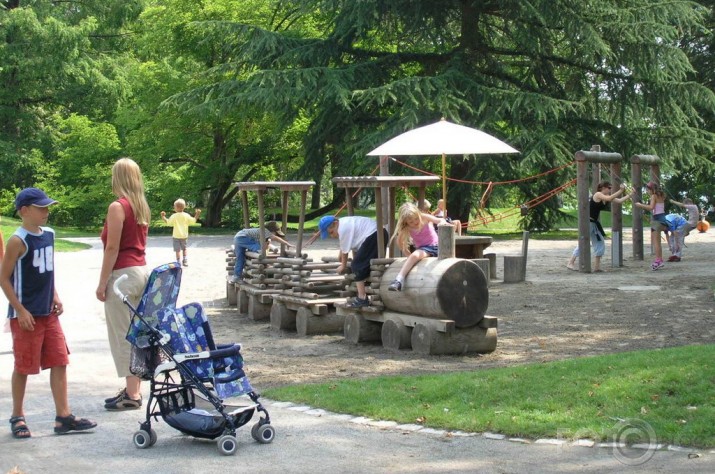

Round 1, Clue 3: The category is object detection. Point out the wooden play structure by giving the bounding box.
[574,146,664,271]
[225,181,352,334]
[332,176,498,355]
[224,175,507,355]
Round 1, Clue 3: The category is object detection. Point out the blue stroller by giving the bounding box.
[114,262,275,455]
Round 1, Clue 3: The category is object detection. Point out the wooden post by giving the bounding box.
[591,144,601,194]
[237,289,249,315]
[226,282,237,306]
[520,230,529,278]
[389,185,397,257]
[630,154,660,261]
[240,190,250,229]
[437,224,455,260]
[575,153,591,273]
[375,185,385,258]
[257,191,267,258]
[346,187,355,216]
[631,159,644,260]
[483,252,497,279]
[296,190,307,255]
[281,190,289,254]
[380,155,390,233]
[610,161,623,267]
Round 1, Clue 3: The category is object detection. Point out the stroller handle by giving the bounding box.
[113,274,129,300]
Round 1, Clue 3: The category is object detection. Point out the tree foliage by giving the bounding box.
[171,0,715,229]
[2,1,715,229]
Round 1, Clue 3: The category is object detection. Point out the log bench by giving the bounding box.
[454,235,493,259]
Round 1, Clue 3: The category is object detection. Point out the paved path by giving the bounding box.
[1,235,713,473]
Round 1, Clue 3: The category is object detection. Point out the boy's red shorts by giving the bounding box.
[10,314,70,375]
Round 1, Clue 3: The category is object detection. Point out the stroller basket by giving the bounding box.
[156,385,257,440]
[157,385,224,439]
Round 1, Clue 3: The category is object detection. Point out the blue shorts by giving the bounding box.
[416,245,438,257]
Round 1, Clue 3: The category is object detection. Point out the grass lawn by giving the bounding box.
[264,344,715,447]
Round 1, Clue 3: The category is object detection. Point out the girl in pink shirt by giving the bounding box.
[635,181,667,270]
[387,202,452,291]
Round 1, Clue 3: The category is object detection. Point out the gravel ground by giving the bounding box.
[1,229,714,473]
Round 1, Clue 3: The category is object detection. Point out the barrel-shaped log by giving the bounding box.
[411,323,497,355]
[381,317,412,351]
[296,307,345,336]
[270,301,296,331]
[379,258,488,328]
[343,313,382,344]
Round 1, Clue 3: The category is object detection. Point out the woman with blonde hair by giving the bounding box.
[387,202,450,291]
[95,157,150,410]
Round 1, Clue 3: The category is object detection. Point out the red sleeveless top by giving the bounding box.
[101,197,148,270]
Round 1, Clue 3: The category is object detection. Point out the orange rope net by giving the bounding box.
[389,158,576,230]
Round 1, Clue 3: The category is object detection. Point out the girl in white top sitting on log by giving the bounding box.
[432,199,462,235]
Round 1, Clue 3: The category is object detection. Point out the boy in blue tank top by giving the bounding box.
[0,188,96,439]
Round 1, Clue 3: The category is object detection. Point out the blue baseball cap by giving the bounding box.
[319,215,337,239]
[15,187,58,210]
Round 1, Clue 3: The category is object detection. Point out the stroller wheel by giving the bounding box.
[148,428,158,447]
[217,434,238,456]
[133,429,155,449]
[253,423,275,444]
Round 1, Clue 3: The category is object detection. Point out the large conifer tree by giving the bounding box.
[170,0,715,227]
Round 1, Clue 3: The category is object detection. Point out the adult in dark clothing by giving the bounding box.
[567,182,632,272]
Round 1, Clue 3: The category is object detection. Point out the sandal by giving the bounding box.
[54,414,97,435]
[9,416,31,439]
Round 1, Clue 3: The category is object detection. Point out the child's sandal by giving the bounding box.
[54,414,97,435]
[9,416,31,439]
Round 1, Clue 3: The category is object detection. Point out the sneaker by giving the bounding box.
[388,280,402,291]
[104,391,142,411]
[104,388,127,404]
[672,256,681,262]
[182,257,188,267]
[667,256,677,262]
[346,297,370,308]
[229,275,242,284]
[651,260,665,271]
